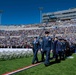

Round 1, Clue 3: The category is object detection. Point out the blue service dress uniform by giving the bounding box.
[55,40,62,60]
[53,40,58,58]
[32,37,40,64]
[38,38,43,61]
[61,41,66,59]
[41,36,53,65]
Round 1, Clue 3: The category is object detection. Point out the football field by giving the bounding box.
[1,54,76,75]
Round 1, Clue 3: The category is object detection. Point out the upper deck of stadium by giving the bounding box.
[42,8,76,22]
[0,19,76,31]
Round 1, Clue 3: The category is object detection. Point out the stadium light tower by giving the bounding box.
[39,7,43,23]
[0,10,3,25]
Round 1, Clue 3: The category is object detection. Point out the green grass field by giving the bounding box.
[1,54,76,75]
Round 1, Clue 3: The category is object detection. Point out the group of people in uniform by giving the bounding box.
[31,31,73,66]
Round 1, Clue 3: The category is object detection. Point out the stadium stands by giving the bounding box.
[0,20,76,48]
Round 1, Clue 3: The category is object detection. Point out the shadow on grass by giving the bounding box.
[44,59,61,67]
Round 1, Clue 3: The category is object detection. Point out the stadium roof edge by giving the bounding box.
[42,7,76,15]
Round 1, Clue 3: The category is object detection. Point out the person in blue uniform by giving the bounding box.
[55,39,63,61]
[32,37,40,64]
[41,31,53,66]
[53,37,58,59]
[53,37,63,61]
[64,40,70,57]
[38,37,44,61]
[61,39,66,60]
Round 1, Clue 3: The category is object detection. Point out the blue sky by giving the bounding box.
[0,0,76,25]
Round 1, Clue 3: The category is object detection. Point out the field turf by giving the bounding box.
[1,54,76,75]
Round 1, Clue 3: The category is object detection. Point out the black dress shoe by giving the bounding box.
[32,62,34,64]
[36,61,39,63]
[44,63,50,66]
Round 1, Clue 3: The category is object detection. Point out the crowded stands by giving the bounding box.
[0,20,76,48]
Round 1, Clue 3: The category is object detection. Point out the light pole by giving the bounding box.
[39,7,43,23]
[0,10,3,24]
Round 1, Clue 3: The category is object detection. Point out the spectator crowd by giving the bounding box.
[0,20,76,48]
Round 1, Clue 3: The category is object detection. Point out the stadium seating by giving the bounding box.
[0,20,76,48]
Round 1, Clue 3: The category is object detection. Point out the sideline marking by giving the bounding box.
[2,62,41,75]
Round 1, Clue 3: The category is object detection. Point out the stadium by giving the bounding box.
[0,6,76,75]
[0,8,76,48]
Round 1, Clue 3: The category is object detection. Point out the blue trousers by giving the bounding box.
[32,49,38,64]
[42,50,50,65]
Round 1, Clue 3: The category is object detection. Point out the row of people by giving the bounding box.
[0,26,76,36]
[31,31,75,66]
[0,19,76,28]
[0,33,76,49]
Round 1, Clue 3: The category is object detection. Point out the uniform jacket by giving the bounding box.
[32,38,40,51]
[41,36,53,51]
[56,40,62,53]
